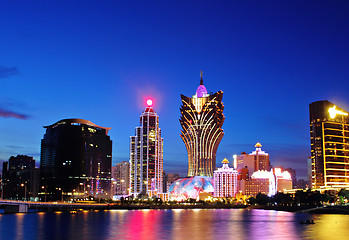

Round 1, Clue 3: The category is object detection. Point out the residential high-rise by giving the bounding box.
[213,158,238,198]
[236,142,270,177]
[130,100,163,196]
[309,100,349,189]
[179,72,225,177]
[40,119,112,200]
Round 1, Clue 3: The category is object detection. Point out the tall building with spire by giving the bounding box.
[309,100,349,189]
[179,72,225,177]
[130,99,163,196]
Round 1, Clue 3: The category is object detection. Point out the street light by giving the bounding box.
[21,183,27,201]
[58,188,63,202]
[42,186,47,202]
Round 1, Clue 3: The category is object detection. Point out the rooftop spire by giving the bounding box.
[200,70,203,85]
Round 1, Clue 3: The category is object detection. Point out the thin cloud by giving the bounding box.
[0,66,19,78]
[0,108,29,119]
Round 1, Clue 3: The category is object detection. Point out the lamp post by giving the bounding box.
[58,188,63,202]
[42,186,47,202]
[21,183,27,201]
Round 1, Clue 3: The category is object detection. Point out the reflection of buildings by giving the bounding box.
[2,155,39,200]
[214,158,238,198]
[40,119,112,200]
[113,161,130,195]
[309,100,349,189]
[130,101,163,196]
[237,142,270,178]
[179,72,225,177]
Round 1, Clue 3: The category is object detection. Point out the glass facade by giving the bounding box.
[40,119,112,200]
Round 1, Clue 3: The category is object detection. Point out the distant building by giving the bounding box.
[40,119,112,200]
[307,157,312,188]
[237,142,270,177]
[179,72,225,177]
[309,100,349,189]
[213,158,238,198]
[296,179,307,189]
[114,161,130,195]
[285,168,297,188]
[2,155,39,200]
[129,100,163,196]
[239,168,292,196]
[164,173,181,193]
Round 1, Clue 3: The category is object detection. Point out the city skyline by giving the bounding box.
[1,1,349,179]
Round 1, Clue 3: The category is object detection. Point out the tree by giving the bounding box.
[255,193,270,205]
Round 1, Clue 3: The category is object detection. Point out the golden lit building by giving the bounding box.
[309,100,349,189]
[179,72,225,177]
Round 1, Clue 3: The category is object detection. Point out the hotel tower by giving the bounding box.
[309,100,349,189]
[40,119,112,200]
[130,100,163,196]
[180,72,225,177]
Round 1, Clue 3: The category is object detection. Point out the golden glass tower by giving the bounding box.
[310,100,349,189]
[180,73,225,177]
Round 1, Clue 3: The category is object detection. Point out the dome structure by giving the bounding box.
[168,176,214,201]
[196,84,208,98]
[195,70,208,98]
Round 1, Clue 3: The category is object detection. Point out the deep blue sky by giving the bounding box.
[1,1,349,179]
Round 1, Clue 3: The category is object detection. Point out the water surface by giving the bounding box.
[0,209,348,240]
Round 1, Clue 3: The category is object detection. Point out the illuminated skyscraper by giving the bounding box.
[180,72,225,177]
[130,100,163,196]
[40,119,112,200]
[309,100,349,189]
[213,158,238,198]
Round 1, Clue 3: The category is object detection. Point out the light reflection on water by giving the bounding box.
[1,209,349,240]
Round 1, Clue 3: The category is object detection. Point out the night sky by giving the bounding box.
[1,1,349,179]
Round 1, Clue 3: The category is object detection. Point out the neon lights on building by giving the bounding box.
[248,169,292,196]
[168,176,214,201]
[146,99,153,107]
[328,105,348,119]
[310,100,349,189]
[179,72,225,177]
[130,101,163,196]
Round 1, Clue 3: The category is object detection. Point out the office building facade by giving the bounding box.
[40,119,112,200]
[179,73,225,177]
[309,100,349,189]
